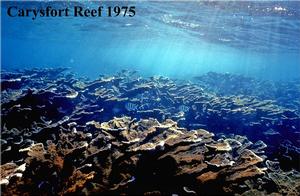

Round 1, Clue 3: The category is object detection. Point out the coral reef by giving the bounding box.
[1,68,299,195]
[0,117,273,195]
[194,71,300,111]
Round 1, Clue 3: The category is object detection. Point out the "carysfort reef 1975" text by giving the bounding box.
[7,5,136,20]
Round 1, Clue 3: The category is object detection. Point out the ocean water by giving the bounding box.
[2,1,300,80]
[1,1,300,195]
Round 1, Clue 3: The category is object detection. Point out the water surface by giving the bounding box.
[2,1,300,80]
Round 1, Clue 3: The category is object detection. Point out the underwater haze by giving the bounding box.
[2,0,300,80]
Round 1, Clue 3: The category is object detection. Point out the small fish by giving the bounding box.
[183,186,196,194]
[125,102,138,112]
[178,105,189,112]
[120,176,136,186]
[174,111,185,118]
[127,176,136,183]
[66,91,78,99]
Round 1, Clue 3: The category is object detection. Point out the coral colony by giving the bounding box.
[1,68,300,195]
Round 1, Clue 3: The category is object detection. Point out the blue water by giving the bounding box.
[2,1,300,80]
